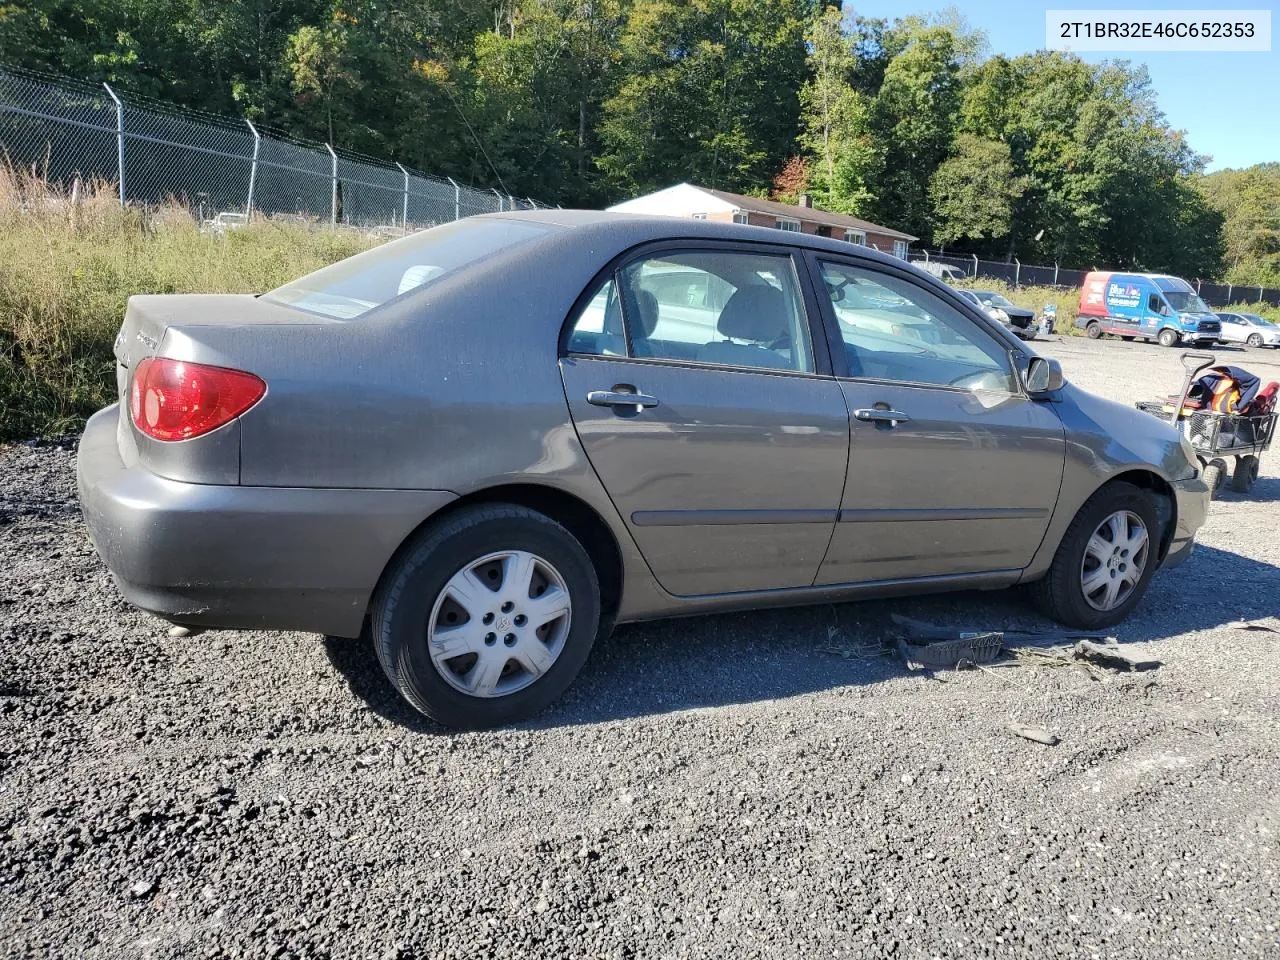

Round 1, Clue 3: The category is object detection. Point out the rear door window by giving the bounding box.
[565,250,815,374]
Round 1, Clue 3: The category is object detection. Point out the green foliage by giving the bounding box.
[0,0,1254,280]
[595,0,815,195]
[797,6,881,215]
[1198,164,1280,287]
[929,134,1021,246]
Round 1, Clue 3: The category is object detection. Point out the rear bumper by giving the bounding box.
[1163,474,1209,569]
[76,405,456,637]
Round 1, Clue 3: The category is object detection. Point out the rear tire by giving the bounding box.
[1027,481,1162,630]
[1085,321,1102,339]
[372,504,601,729]
[1158,328,1178,348]
[1231,455,1259,493]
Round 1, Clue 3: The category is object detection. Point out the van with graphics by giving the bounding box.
[1076,272,1220,347]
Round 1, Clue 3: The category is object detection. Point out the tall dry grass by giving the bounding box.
[0,167,374,439]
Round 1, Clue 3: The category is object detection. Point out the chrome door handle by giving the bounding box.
[587,390,659,410]
[854,408,911,426]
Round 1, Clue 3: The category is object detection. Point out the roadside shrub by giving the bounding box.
[0,167,375,440]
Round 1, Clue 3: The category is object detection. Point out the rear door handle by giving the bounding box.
[854,408,911,426]
[587,390,659,410]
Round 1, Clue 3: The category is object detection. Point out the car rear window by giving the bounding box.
[263,218,555,319]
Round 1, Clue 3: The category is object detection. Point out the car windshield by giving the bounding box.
[1244,314,1276,327]
[264,218,555,319]
[974,292,1013,307]
[1164,291,1213,314]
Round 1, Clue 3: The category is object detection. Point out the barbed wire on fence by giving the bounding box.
[910,248,1280,309]
[0,62,550,230]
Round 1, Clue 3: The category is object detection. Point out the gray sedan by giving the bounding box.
[79,212,1209,728]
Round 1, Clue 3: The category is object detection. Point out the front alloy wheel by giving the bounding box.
[1079,510,1149,612]
[1028,481,1162,629]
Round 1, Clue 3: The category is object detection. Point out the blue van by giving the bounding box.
[1076,271,1221,346]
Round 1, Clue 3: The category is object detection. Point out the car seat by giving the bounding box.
[1242,380,1277,416]
[695,286,792,370]
[625,288,661,356]
[593,287,658,357]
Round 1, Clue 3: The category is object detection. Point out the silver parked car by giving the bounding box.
[1214,311,1280,348]
[79,212,1209,728]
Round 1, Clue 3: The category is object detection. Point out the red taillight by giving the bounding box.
[129,358,266,441]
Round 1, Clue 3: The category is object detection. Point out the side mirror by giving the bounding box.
[1024,355,1064,395]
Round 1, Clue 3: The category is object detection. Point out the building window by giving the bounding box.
[893,240,909,259]
[692,212,707,220]
[732,212,749,225]
[775,218,801,232]
[815,225,831,238]
[844,230,866,246]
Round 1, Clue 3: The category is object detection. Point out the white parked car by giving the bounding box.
[200,211,249,235]
[913,260,967,282]
[1215,311,1280,348]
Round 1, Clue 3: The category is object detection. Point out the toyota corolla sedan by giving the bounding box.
[79,211,1209,728]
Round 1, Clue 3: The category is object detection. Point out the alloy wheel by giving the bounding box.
[426,550,572,698]
[1080,510,1149,612]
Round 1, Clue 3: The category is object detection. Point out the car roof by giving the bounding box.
[476,209,918,271]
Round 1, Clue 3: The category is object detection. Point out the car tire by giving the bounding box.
[1157,328,1178,347]
[1246,333,1263,348]
[1085,321,1102,339]
[371,503,601,729]
[1027,481,1163,630]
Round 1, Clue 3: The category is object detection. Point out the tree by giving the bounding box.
[468,0,626,204]
[867,21,963,238]
[1198,164,1280,285]
[597,0,815,196]
[286,21,356,144]
[796,5,881,214]
[929,134,1021,246]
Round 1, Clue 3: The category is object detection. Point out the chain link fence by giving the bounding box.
[0,63,548,229]
[911,249,1280,308]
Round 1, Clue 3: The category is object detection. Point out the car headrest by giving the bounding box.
[632,288,659,338]
[717,285,787,342]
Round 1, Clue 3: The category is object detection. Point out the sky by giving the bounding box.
[848,1,1277,171]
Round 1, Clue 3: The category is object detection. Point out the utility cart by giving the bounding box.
[1136,352,1276,498]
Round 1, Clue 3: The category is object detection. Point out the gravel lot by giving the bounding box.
[2,336,1278,959]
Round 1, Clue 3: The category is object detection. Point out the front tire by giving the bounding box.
[1158,328,1178,347]
[1247,333,1263,348]
[1028,482,1162,630]
[372,504,601,729]
[1085,321,1102,339]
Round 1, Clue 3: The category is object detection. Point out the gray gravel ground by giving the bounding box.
[1,336,1278,959]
